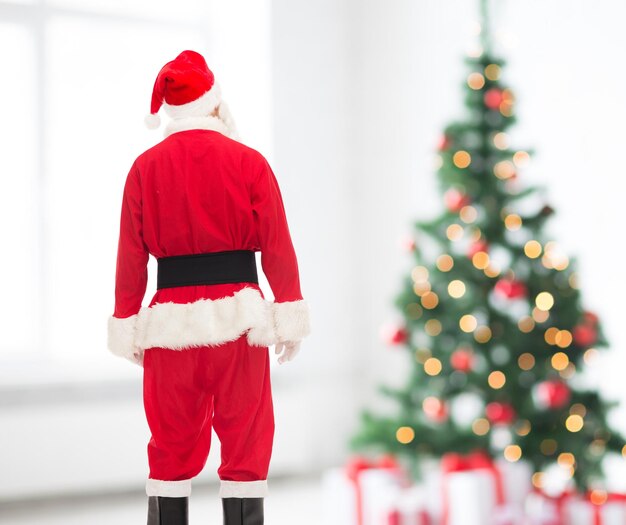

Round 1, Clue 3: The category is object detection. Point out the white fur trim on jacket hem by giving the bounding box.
[146,478,192,497]
[108,287,311,357]
[219,480,269,498]
[107,314,139,359]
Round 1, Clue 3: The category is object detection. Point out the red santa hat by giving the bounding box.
[145,50,238,139]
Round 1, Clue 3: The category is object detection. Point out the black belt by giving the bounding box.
[156,250,258,290]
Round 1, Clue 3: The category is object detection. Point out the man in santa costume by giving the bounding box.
[107,50,311,525]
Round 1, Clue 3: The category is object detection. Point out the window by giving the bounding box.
[0,0,272,382]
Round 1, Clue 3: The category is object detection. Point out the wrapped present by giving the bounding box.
[385,485,433,525]
[525,488,575,525]
[497,458,533,509]
[438,450,529,525]
[564,492,626,525]
[322,455,409,525]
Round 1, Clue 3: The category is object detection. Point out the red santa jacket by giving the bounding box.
[107,116,311,362]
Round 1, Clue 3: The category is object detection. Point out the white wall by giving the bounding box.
[2,0,626,502]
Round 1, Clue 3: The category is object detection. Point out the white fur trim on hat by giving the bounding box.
[163,82,222,120]
[216,100,240,141]
[219,480,269,498]
[164,115,230,139]
[146,478,192,498]
[144,113,161,129]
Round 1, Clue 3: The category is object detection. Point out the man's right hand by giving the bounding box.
[274,341,301,364]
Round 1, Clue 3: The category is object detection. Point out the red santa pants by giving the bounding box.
[142,334,274,498]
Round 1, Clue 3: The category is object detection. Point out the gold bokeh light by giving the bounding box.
[504,445,522,462]
[555,330,573,348]
[484,265,501,278]
[584,348,598,364]
[524,240,542,258]
[460,206,478,223]
[447,224,464,241]
[396,426,415,444]
[467,72,486,90]
[518,353,535,371]
[405,302,423,319]
[421,292,439,309]
[557,453,576,468]
[590,490,608,506]
[551,352,569,371]
[518,316,535,333]
[453,150,472,168]
[513,151,530,167]
[460,314,478,332]
[472,418,490,436]
[484,64,501,80]
[425,319,442,336]
[415,347,431,364]
[504,214,522,231]
[532,307,550,323]
[424,357,443,376]
[544,327,559,345]
[468,227,482,242]
[474,325,492,343]
[448,280,466,298]
[437,254,454,272]
[488,371,506,389]
[472,251,490,269]
[493,132,508,150]
[566,415,584,433]
[493,160,515,179]
[411,265,429,283]
[413,281,432,296]
[559,363,576,380]
[535,292,555,311]
[515,420,531,436]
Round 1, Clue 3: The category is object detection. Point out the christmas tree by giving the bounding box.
[350,0,624,491]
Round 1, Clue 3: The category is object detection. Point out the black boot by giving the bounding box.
[147,496,189,525]
[222,497,264,525]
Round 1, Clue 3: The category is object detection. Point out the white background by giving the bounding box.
[1,0,625,501]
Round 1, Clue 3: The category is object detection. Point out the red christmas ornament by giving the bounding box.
[583,310,599,326]
[400,234,416,252]
[573,324,597,347]
[484,88,504,110]
[535,380,571,410]
[423,397,448,423]
[485,402,516,425]
[438,134,452,151]
[494,278,528,299]
[381,324,409,346]
[468,240,489,258]
[444,188,471,213]
[450,349,475,372]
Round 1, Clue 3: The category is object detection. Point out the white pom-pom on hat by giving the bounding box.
[144,113,161,129]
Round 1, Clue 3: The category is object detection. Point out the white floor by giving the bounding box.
[0,476,322,525]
